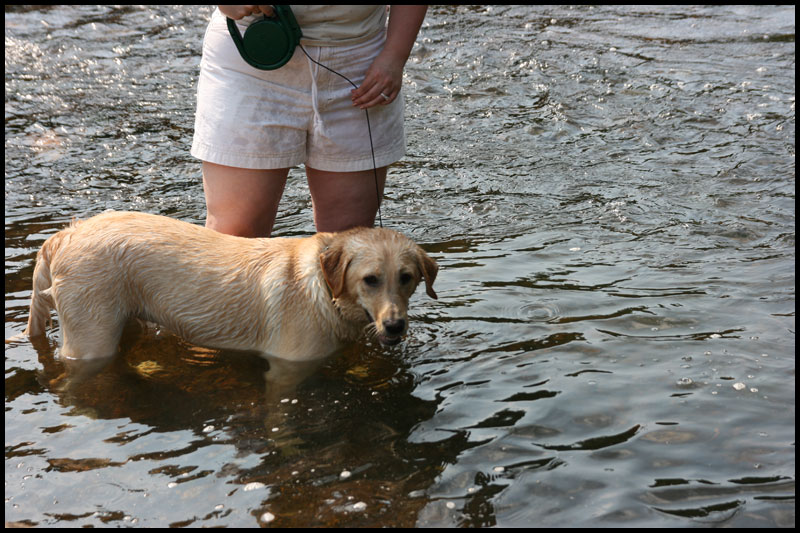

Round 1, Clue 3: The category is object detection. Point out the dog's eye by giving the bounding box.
[363,275,379,287]
[399,272,413,285]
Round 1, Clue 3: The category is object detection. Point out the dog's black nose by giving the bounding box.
[383,318,406,336]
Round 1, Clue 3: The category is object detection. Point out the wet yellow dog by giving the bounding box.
[25,212,437,361]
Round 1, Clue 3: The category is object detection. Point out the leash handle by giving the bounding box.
[226,6,302,70]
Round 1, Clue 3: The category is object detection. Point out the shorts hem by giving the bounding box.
[191,139,406,173]
[190,140,305,170]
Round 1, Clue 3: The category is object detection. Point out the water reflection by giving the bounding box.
[14,318,447,527]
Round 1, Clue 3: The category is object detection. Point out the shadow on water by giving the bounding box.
[5,4,795,528]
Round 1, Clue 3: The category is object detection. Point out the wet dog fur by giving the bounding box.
[24,211,437,362]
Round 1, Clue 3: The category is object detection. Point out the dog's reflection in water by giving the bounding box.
[28,319,337,426]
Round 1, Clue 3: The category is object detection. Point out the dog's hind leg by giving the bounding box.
[25,225,80,338]
[25,244,57,338]
[58,315,127,361]
[56,297,128,361]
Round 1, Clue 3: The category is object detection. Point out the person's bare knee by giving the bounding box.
[306,167,386,233]
[202,162,289,237]
[205,210,268,238]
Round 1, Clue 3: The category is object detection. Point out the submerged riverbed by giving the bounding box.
[5,5,795,527]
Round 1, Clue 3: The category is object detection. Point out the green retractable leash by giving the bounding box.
[225,6,383,227]
[226,6,302,70]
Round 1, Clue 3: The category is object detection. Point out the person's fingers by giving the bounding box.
[351,72,401,108]
[256,5,275,17]
[353,86,396,108]
[220,5,259,20]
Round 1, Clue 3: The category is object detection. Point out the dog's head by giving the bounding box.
[320,227,438,346]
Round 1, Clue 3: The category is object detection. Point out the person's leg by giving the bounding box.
[202,161,290,238]
[306,166,387,233]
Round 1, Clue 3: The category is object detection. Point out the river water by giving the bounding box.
[5,5,795,527]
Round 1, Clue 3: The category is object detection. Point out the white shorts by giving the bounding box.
[191,10,406,172]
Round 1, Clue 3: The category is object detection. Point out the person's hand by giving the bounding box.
[351,5,426,109]
[218,5,275,20]
[351,50,404,109]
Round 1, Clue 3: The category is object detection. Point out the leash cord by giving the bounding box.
[298,43,383,228]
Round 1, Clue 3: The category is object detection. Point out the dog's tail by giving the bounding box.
[24,226,73,337]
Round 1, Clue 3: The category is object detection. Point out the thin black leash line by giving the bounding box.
[298,43,383,228]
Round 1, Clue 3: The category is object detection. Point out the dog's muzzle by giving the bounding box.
[364,308,406,346]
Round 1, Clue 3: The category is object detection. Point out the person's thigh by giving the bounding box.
[306,166,386,233]
[202,162,290,237]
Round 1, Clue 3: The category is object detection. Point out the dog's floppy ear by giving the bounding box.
[320,244,351,299]
[417,248,439,300]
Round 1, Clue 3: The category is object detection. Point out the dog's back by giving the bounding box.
[26,212,301,357]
